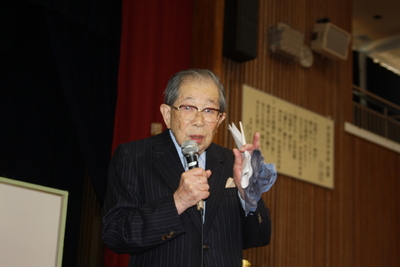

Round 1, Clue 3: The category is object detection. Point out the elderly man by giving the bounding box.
[102,69,271,266]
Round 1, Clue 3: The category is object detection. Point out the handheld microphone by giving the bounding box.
[181,140,204,212]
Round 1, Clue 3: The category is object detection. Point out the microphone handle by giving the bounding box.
[197,200,204,212]
[186,153,198,170]
[185,153,204,212]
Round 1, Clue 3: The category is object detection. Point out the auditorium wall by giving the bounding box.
[192,0,399,266]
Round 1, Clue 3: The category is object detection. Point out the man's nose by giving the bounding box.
[191,110,205,124]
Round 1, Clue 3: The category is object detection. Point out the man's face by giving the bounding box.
[160,79,226,154]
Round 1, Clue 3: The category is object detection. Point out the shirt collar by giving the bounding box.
[169,129,206,169]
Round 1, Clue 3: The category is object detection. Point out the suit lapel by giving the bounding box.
[152,130,203,232]
[203,144,230,231]
[152,131,183,193]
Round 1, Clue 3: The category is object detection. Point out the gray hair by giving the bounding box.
[163,69,226,112]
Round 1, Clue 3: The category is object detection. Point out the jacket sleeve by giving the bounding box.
[102,144,186,255]
[242,197,271,249]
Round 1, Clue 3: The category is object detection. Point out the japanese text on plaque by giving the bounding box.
[242,85,334,188]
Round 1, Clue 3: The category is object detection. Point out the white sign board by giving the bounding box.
[0,177,68,267]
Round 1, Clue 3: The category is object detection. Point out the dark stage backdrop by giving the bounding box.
[0,0,121,266]
[104,0,193,266]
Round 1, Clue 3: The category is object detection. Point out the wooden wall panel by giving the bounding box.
[192,0,400,266]
[353,139,400,266]
[191,0,225,77]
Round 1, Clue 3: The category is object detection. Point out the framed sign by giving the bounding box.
[242,85,334,188]
[0,177,68,267]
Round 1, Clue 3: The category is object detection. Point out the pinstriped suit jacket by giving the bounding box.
[102,130,271,266]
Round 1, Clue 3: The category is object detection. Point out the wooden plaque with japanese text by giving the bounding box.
[242,85,334,188]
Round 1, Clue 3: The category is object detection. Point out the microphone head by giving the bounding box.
[181,140,199,156]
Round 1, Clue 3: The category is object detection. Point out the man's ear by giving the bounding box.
[217,112,226,128]
[160,104,171,129]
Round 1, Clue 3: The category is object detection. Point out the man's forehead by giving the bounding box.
[177,83,219,106]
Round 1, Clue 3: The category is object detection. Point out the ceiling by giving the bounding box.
[353,0,400,74]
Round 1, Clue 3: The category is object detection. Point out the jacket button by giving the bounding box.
[161,231,176,240]
[203,244,210,250]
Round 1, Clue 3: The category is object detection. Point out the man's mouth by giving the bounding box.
[190,135,204,143]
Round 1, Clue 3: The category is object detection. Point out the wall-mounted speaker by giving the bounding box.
[311,22,351,60]
[223,0,259,62]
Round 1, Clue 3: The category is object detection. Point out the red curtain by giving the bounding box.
[104,0,193,266]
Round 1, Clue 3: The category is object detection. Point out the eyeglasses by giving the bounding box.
[170,105,222,123]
